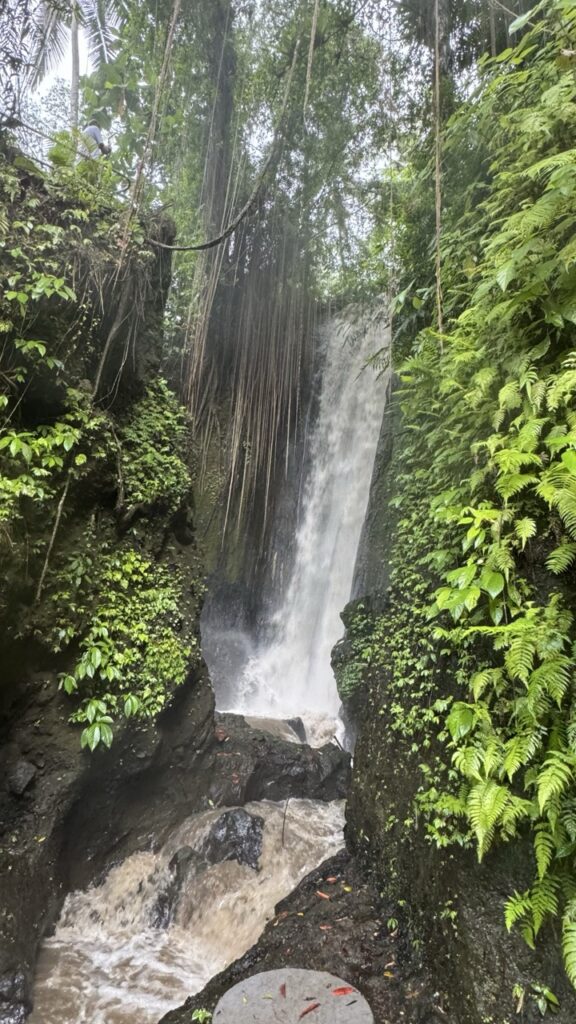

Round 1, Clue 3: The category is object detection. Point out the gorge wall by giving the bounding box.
[341,389,576,1024]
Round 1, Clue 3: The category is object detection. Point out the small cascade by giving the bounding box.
[207,308,390,733]
[30,799,344,1024]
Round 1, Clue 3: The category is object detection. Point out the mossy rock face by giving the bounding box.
[0,151,203,749]
[344,396,576,1024]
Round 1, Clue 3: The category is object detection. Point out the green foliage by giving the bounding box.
[0,154,199,750]
[47,545,196,749]
[118,380,191,516]
[359,0,576,989]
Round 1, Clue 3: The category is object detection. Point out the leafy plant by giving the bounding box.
[356,0,576,990]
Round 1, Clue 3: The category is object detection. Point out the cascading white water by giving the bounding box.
[215,309,390,730]
[30,306,389,1023]
[30,799,344,1024]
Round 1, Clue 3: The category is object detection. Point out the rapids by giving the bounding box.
[29,799,344,1024]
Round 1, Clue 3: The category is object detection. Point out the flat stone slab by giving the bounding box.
[212,967,374,1023]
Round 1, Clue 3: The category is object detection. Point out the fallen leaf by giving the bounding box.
[332,986,355,996]
[299,1002,321,1018]
[342,884,352,892]
[315,890,330,900]
[384,971,395,978]
[280,983,286,998]
[325,876,338,884]
[297,912,305,916]
[319,924,332,931]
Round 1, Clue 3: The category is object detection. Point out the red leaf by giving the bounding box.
[315,890,330,900]
[332,986,355,996]
[299,1002,321,1018]
[280,983,286,998]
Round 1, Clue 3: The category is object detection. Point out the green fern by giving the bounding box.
[505,634,536,684]
[467,779,510,859]
[546,542,576,574]
[534,824,555,880]
[562,920,576,988]
[537,752,574,814]
[505,889,532,931]
[514,517,537,549]
[530,874,559,935]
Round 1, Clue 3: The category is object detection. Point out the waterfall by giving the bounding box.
[208,307,390,730]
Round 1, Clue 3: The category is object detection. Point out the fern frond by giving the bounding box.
[453,744,483,781]
[515,517,537,549]
[503,733,540,780]
[546,542,576,574]
[467,779,510,859]
[563,920,576,988]
[537,752,574,814]
[498,380,522,411]
[505,889,531,931]
[556,488,576,538]
[505,634,536,684]
[530,874,559,935]
[534,824,555,880]
[530,656,571,707]
[496,473,538,500]
[548,368,576,410]
[492,449,541,472]
[500,794,533,837]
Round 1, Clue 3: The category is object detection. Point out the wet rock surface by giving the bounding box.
[158,851,445,1024]
[150,847,207,929]
[203,809,264,871]
[203,712,350,807]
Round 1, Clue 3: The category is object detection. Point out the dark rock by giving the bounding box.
[157,852,441,1024]
[286,717,307,743]
[168,845,199,875]
[203,809,264,871]
[0,968,29,1024]
[7,761,37,797]
[150,847,208,929]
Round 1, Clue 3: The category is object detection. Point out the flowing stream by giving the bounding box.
[30,307,389,1022]
[205,309,390,738]
[30,800,345,1024]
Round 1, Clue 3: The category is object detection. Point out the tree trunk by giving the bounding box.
[70,1,80,131]
[434,0,443,334]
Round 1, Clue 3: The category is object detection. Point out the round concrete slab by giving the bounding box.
[212,967,374,1023]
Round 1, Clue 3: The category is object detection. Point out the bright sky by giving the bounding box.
[36,32,91,97]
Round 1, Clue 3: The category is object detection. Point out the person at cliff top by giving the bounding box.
[81,117,111,159]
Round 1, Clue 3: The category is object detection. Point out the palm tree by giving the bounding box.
[29,0,124,130]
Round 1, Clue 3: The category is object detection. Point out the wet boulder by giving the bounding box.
[150,847,207,928]
[202,809,264,871]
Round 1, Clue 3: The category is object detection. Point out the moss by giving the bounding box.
[118,380,191,518]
